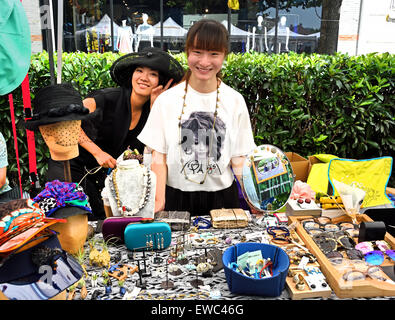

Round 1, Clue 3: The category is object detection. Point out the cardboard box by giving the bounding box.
[285,152,310,182]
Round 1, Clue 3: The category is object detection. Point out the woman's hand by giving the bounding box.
[150,78,174,108]
[154,198,165,213]
[94,150,117,169]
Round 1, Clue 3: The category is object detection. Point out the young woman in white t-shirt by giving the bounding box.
[138,19,256,216]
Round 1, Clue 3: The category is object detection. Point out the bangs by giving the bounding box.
[186,20,229,54]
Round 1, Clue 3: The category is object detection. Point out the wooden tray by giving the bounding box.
[285,253,332,300]
[269,230,332,299]
[288,214,395,298]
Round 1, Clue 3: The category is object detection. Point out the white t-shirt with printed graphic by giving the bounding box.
[138,80,256,192]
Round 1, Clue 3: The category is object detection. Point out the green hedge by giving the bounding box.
[0,50,394,191]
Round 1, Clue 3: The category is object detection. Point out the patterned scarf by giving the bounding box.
[33,180,91,216]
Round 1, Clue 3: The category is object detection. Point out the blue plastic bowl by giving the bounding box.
[222,242,290,297]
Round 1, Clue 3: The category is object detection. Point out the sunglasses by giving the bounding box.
[342,266,387,282]
[302,218,356,234]
[355,240,395,265]
[364,250,395,266]
[326,248,365,262]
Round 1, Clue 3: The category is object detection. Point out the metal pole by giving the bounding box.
[56,0,63,84]
[72,3,77,50]
[43,0,55,84]
[110,0,114,51]
[228,6,231,48]
[274,0,279,53]
[160,0,164,50]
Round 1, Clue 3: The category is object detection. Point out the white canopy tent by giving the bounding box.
[153,17,187,37]
[75,14,120,51]
[221,20,252,36]
[91,14,120,36]
[267,27,318,38]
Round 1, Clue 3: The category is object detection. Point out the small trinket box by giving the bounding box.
[210,208,248,228]
[155,211,191,231]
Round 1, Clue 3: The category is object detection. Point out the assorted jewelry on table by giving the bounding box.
[73,210,395,300]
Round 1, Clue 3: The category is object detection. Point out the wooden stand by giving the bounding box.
[288,214,395,298]
[269,228,332,299]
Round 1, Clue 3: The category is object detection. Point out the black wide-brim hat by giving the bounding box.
[110,47,185,87]
[0,234,83,300]
[24,83,91,131]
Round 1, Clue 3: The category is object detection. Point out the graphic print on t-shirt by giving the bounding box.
[180,111,226,177]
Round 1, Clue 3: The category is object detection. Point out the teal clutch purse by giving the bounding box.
[124,221,171,251]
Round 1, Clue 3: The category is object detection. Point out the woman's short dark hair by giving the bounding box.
[184,19,229,81]
[185,19,229,56]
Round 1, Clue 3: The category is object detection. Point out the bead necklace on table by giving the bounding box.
[178,78,220,185]
[109,165,151,216]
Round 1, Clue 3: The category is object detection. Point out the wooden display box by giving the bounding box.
[269,229,332,299]
[288,214,395,299]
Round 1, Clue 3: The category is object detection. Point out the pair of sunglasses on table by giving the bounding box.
[301,217,359,238]
[309,230,394,266]
[328,256,390,282]
[355,240,395,266]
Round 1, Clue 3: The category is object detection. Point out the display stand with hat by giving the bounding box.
[24,83,92,255]
[0,199,83,300]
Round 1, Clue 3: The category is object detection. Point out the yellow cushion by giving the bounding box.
[328,157,393,208]
[313,154,339,163]
[307,163,330,194]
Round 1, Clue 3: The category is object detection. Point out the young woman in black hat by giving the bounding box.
[45,48,184,220]
[138,19,256,216]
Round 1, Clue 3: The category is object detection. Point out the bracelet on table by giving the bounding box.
[206,237,219,245]
[271,236,291,245]
[267,226,290,237]
[193,217,212,230]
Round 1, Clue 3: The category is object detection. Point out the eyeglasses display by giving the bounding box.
[342,266,388,282]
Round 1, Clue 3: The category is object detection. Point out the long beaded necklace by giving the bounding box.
[109,165,151,216]
[178,78,220,185]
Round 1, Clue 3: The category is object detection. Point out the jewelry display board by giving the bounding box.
[103,158,156,218]
[288,214,395,299]
[279,235,332,300]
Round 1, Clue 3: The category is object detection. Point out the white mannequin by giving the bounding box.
[256,15,267,52]
[277,16,289,52]
[266,16,289,53]
[135,13,154,52]
[116,19,134,53]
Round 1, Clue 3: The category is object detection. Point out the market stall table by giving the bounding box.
[66,215,395,301]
